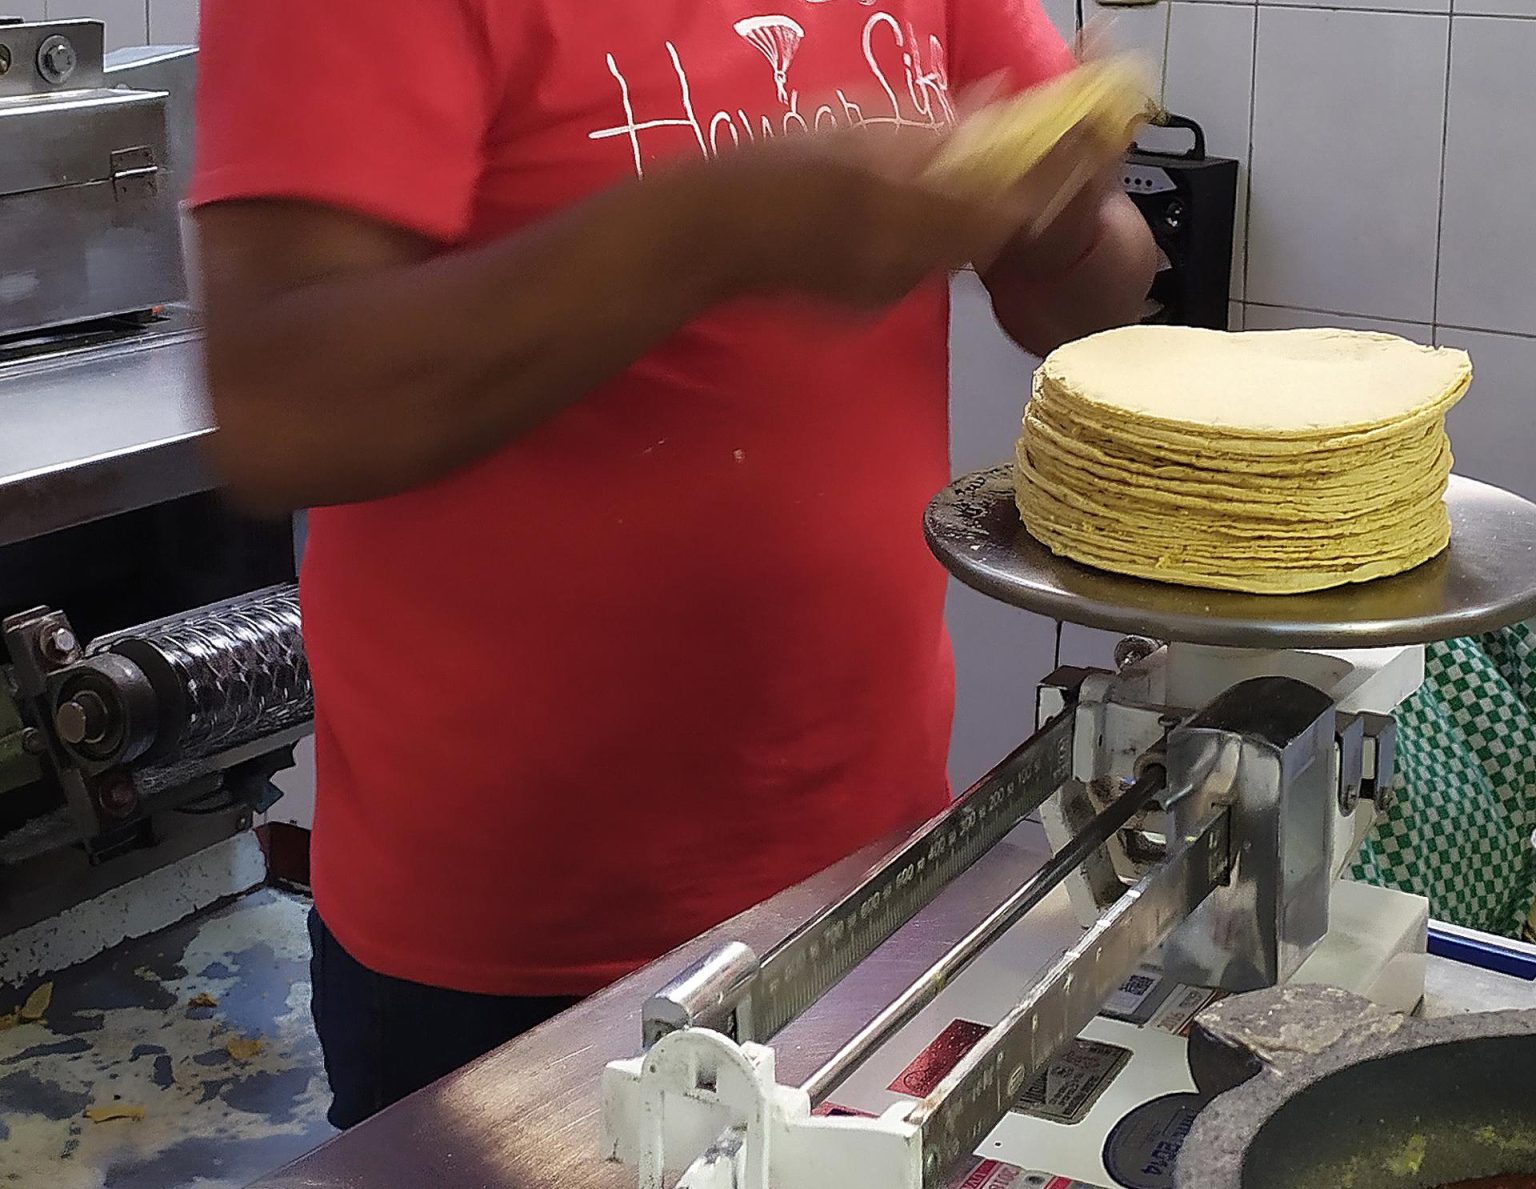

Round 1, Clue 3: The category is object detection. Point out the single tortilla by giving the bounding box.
[85,1104,147,1123]
[19,982,52,1022]
[928,54,1155,199]
[1038,326,1471,441]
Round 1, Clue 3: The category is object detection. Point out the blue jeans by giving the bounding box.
[307,909,578,1128]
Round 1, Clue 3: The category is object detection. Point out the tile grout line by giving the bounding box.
[1430,11,1455,334]
[1240,3,1260,306]
[1244,300,1536,344]
[1244,300,1432,327]
[1254,3,1451,15]
[1179,0,1536,16]
[1438,322,1536,343]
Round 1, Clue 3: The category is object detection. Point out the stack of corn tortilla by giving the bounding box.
[1013,325,1474,595]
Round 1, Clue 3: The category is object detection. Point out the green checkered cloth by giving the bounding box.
[1351,622,1536,938]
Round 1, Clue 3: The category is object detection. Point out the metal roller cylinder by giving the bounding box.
[55,585,310,768]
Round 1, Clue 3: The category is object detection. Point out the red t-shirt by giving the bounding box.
[192,0,1070,996]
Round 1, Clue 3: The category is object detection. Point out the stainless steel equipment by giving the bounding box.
[3,585,310,859]
[0,321,212,545]
[0,18,191,341]
[0,574,308,934]
[246,469,1536,1189]
[0,26,306,939]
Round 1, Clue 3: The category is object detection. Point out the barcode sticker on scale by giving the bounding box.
[1099,963,1175,1024]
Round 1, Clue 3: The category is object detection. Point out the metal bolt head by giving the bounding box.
[1372,783,1397,814]
[56,691,108,746]
[36,34,76,85]
[1338,780,1361,816]
[1115,636,1161,671]
[20,727,45,756]
[39,625,79,664]
[97,778,138,819]
[0,44,12,76]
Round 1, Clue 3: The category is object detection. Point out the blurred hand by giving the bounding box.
[689,128,1030,310]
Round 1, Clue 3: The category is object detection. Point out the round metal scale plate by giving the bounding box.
[925,468,1536,649]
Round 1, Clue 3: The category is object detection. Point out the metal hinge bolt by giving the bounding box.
[39,625,79,664]
[1114,636,1162,671]
[36,34,76,85]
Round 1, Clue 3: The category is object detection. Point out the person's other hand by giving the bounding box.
[998,122,1135,279]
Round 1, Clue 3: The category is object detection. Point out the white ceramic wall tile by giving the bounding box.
[271,736,317,830]
[148,0,196,43]
[1247,8,1448,323]
[1164,3,1255,300]
[1243,303,1432,339]
[1101,2,1256,299]
[1435,328,1536,503]
[1452,0,1534,15]
[5,2,47,19]
[948,270,1038,476]
[1229,302,1244,330]
[45,0,147,48]
[947,272,1051,789]
[1097,2,1171,66]
[1160,4,1257,165]
[1437,17,1536,336]
[1040,0,1078,42]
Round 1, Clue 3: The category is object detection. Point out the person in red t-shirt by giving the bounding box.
[190,0,1154,1127]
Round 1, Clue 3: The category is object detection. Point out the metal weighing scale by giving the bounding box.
[601,467,1536,1189]
[249,468,1536,1189]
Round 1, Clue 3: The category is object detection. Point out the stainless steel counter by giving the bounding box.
[251,825,1073,1189]
[0,322,215,547]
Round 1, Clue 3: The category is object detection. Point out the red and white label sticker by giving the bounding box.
[956,1160,1022,1188]
[889,1019,990,1097]
[954,1162,1099,1189]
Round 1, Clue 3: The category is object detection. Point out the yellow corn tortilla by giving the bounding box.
[928,54,1155,199]
[1013,326,1471,595]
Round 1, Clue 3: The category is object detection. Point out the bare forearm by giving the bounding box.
[983,192,1157,358]
[203,177,726,514]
